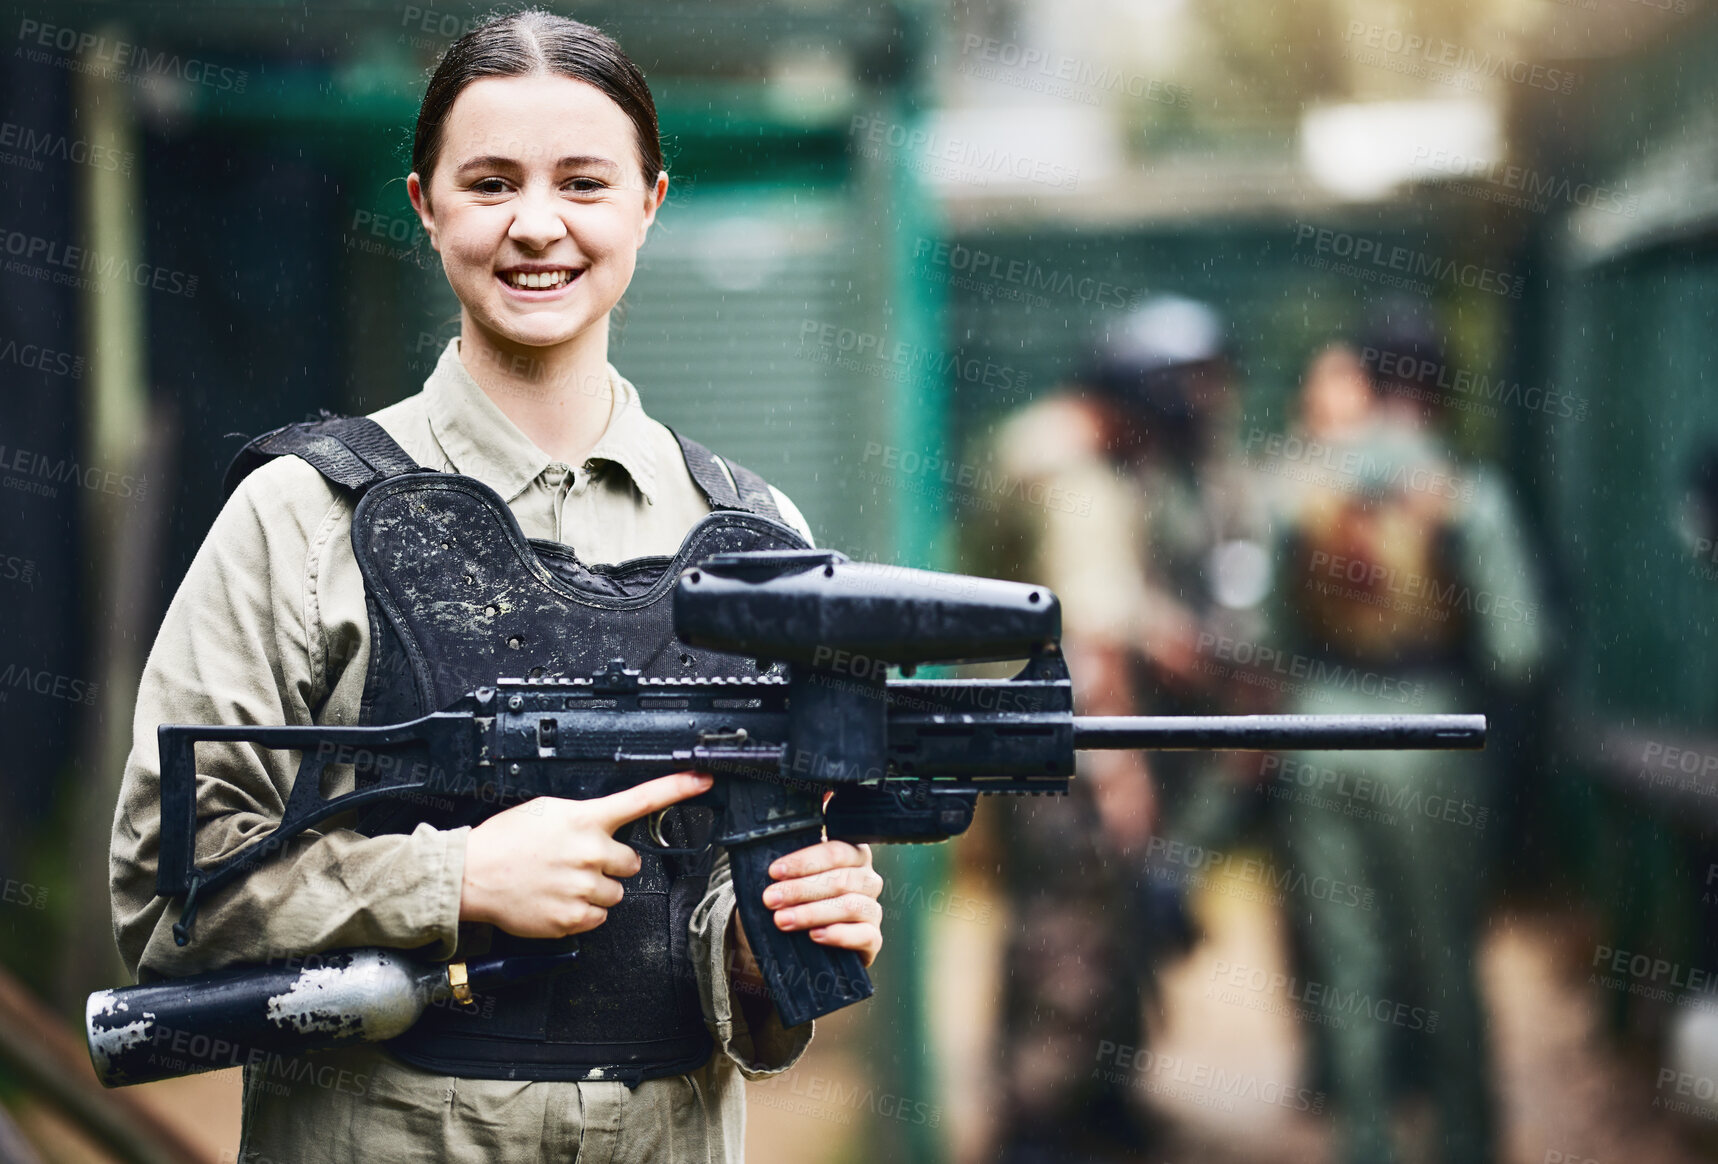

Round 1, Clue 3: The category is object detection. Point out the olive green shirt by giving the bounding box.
[109,338,813,1162]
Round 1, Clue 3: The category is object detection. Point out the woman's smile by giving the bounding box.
[498,265,584,294]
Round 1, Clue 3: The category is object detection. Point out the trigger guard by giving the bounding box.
[632,806,715,858]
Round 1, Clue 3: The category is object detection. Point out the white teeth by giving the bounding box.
[504,270,573,290]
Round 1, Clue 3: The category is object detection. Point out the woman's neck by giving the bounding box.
[456,314,616,465]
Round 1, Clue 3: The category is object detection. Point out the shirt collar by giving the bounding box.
[585,366,660,506]
[423,338,660,505]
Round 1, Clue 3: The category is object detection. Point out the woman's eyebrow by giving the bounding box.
[451,154,622,176]
[453,154,524,175]
[553,155,623,175]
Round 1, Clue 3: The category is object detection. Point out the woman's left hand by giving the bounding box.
[761,840,885,967]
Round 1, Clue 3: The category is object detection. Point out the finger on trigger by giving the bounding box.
[592,771,713,832]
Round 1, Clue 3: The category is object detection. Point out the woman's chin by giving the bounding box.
[473,314,595,353]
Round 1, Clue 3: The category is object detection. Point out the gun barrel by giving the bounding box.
[1072,714,1486,752]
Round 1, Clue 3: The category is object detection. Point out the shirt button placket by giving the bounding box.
[544,463,573,543]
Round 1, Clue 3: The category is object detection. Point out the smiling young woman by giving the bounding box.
[108,10,883,1162]
[406,68,669,463]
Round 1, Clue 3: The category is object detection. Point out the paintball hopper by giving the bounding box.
[675,549,1060,668]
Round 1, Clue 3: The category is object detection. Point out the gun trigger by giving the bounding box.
[646,809,671,850]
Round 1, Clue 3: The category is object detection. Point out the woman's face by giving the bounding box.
[409,74,666,354]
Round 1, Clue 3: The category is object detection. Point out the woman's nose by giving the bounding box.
[508,185,569,250]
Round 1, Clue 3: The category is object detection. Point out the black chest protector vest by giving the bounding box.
[225,415,810,1085]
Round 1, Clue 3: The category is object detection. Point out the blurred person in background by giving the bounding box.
[959,295,1267,1162]
[1100,299,1276,865]
[1295,343,1376,447]
[1265,314,1544,1164]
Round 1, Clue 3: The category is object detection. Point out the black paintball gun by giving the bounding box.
[87,549,1483,1086]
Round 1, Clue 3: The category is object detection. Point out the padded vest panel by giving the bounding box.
[348,474,810,1082]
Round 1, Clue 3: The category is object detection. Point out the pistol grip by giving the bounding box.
[728,831,874,1028]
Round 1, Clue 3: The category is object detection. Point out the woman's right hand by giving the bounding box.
[459,771,713,938]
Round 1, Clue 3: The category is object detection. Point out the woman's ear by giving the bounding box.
[407,172,439,252]
[637,170,669,245]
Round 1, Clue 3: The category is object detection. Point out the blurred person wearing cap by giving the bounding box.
[1091,299,1278,854]
[958,295,1272,1162]
[1263,317,1544,1164]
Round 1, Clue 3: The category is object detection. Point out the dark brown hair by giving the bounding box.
[412,10,663,190]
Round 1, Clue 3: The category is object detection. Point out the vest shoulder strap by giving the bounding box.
[226,415,786,525]
[223,416,424,499]
[671,430,783,523]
